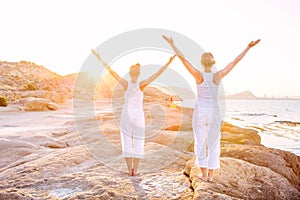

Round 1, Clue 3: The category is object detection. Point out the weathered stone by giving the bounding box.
[23,97,57,111]
[185,157,300,200]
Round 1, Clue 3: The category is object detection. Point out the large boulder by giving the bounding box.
[221,143,300,190]
[23,97,58,111]
[221,122,261,145]
[185,156,300,200]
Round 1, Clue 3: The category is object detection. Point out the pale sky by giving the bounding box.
[1,0,299,98]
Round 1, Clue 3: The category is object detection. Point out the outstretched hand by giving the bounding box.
[91,49,102,61]
[248,39,261,48]
[166,54,176,66]
[91,49,110,69]
[162,35,174,45]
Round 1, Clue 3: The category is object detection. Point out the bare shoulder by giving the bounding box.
[213,72,222,85]
[121,80,128,91]
[139,81,146,92]
[195,71,204,84]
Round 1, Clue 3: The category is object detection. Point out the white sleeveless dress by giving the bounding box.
[120,81,145,158]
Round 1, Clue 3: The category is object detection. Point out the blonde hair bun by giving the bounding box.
[201,52,215,67]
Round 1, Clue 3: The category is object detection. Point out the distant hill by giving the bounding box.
[226,91,257,99]
[0,61,60,91]
[0,61,77,102]
[0,61,174,102]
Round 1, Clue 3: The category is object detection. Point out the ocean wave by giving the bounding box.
[248,126,265,131]
[240,113,277,117]
[231,117,244,121]
[274,121,300,126]
[261,123,300,142]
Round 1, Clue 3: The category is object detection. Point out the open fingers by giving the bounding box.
[162,35,173,43]
[248,39,261,47]
[254,39,261,45]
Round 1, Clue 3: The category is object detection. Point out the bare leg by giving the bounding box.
[208,169,214,182]
[132,158,140,176]
[125,157,133,176]
[198,167,208,181]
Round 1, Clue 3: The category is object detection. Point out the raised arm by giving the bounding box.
[139,55,176,91]
[162,35,203,84]
[91,49,128,90]
[214,39,261,83]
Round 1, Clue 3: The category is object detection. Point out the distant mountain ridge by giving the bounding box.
[226,91,257,99]
[0,61,72,91]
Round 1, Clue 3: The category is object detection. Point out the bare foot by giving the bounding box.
[132,169,138,176]
[128,169,133,176]
[198,174,208,182]
[208,176,214,182]
[132,172,138,176]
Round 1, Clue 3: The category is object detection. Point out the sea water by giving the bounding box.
[178,99,300,156]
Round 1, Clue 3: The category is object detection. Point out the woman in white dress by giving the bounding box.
[92,49,175,176]
[163,36,260,182]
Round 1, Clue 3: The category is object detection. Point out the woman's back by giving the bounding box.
[196,72,219,111]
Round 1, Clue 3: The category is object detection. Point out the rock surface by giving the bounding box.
[184,126,300,199]
[185,157,300,200]
[0,99,299,200]
[0,100,195,199]
[0,62,299,199]
[23,97,58,111]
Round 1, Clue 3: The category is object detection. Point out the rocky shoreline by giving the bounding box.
[0,98,299,200]
[0,61,299,199]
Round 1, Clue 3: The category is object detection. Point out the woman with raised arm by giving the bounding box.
[92,49,176,176]
[163,36,260,182]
